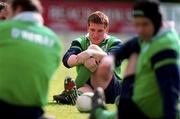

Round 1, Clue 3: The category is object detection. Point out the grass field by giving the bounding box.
[44,64,117,119]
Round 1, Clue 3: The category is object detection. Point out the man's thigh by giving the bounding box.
[104,74,121,104]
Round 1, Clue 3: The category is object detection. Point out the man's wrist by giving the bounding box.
[76,55,81,65]
[67,55,80,67]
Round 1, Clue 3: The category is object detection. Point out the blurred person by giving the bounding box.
[53,11,123,105]
[89,1,180,119]
[0,1,9,20]
[0,0,61,118]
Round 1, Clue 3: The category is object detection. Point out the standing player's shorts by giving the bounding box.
[87,74,122,104]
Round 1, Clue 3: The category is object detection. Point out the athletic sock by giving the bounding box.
[75,65,91,88]
[95,108,117,119]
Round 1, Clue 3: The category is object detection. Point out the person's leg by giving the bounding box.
[103,75,121,103]
[90,56,121,103]
[75,65,92,89]
[78,83,94,93]
[91,56,114,90]
[88,44,105,53]
[89,87,117,119]
[76,44,106,90]
[77,44,112,92]
[93,108,117,119]
[90,53,139,119]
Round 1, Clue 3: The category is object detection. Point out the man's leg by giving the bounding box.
[53,64,94,105]
[75,64,94,95]
[75,65,91,89]
[89,87,117,119]
[76,45,110,94]
[93,108,117,119]
[78,84,94,93]
[89,53,139,119]
[91,56,114,90]
[90,56,121,103]
[88,44,104,53]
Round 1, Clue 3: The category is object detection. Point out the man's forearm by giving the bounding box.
[67,55,79,67]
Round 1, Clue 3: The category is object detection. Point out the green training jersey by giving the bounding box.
[0,19,61,107]
[133,28,180,118]
[71,35,122,79]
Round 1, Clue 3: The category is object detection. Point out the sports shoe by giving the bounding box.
[53,76,78,105]
[89,87,106,119]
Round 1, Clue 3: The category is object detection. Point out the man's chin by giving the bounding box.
[93,43,100,45]
[92,41,101,45]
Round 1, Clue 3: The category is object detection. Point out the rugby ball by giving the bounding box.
[76,92,94,113]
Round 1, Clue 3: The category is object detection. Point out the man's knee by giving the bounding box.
[88,44,103,52]
[99,63,112,73]
[88,44,98,50]
[100,56,114,72]
[97,62,113,78]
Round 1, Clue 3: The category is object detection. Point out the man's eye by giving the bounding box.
[91,29,95,32]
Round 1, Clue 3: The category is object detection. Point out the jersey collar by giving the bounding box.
[86,33,110,45]
[13,12,44,26]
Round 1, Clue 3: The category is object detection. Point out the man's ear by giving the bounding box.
[105,26,109,33]
[87,24,90,31]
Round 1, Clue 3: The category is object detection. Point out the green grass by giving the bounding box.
[44,60,127,119]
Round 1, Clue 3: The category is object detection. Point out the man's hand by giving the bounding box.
[84,58,98,72]
[77,50,92,64]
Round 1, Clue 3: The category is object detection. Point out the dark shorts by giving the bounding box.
[87,74,122,104]
[0,100,44,119]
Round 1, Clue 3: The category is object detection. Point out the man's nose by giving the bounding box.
[93,32,99,38]
[137,26,144,34]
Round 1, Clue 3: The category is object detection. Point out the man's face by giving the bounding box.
[88,22,108,45]
[133,17,155,41]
